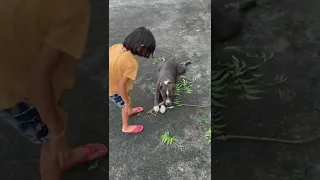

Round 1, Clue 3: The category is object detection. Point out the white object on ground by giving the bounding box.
[160,105,166,113]
[153,105,160,112]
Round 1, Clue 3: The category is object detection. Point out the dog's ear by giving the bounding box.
[159,83,165,90]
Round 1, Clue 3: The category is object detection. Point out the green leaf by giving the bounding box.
[88,166,97,171]
[245,94,263,100]
[230,85,242,90]
[243,84,256,89]
[253,74,264,78]
[246,89,264,94]
[223,46,243,51]
[212,99,225,108]
[214,124,227,129]
[247,64,261,70]
[212,70,224,80]
[232,55,240,64]
[261,51,266,58]
[212,72,230,85]
[236,69,248,76]
[269,50,274,59]
[240,60,247,69]
[212,93,227,99]
[213,115,224,122]
[240,78,255,83]
[245,53,255,58]
[212,84,227,92]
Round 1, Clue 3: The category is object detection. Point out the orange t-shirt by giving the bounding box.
[0,0,90,109]
[109,44,138,99]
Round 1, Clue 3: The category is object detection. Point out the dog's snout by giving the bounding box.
[165,100,172,106]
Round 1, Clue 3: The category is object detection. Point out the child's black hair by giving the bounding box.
[123,27,156,58]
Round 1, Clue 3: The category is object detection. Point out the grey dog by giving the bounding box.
[153,61,191,113]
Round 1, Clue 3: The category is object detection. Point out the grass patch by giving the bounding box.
[174,76,193,105]
[153,57,161,64]
[161,131,177,145]
[205,128,211,143]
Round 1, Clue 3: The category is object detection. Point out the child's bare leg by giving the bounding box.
[40,141,61,180]
[121,107,138,132]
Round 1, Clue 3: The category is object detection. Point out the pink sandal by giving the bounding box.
[124,125,144,134]
[63,143,108,170]
[130,107,144,115]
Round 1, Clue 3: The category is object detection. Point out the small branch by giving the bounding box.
[147,102,164,114]
[147,102,211,114]
[214,134,320,144]
[177,103,211,108]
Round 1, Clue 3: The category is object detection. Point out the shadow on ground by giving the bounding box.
[109,0,211,180]
[213,0,320,180]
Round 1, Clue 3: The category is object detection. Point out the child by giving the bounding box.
[109,27,156,134]
[0,0,107,180]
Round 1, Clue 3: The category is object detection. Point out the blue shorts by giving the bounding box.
[0,101,50,144]
[109,93,125,108]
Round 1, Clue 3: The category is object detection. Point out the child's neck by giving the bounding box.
[120,46,128,53]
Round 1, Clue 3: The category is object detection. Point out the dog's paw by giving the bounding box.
[159,105,166,113]
[153,106,160,112]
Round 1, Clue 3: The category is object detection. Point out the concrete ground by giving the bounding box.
[109,0,211,180]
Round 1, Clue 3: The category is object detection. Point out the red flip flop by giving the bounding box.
[63,143,108,170]
[130,107,144,115]
[124,125,144,134]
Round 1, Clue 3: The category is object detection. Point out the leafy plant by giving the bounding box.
[174,95,181,105]
[153,57,160,64]
[174,77,193,105]
[161,131,177,145]
[282,169,306,180]
[205,128,211,143]
[275,72,289,84]
[212,54,265,108]
[212,111,227,137]
[211,48,273,142]
[223,46,274,63]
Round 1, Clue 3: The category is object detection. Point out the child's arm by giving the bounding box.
[118,75,130,105]
[27,43,65,134]
[26,1,90,135]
